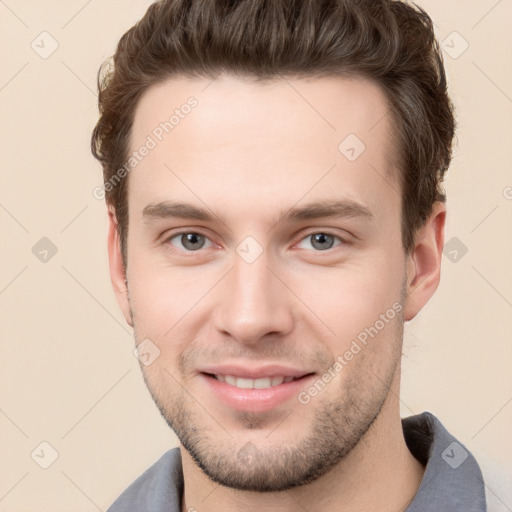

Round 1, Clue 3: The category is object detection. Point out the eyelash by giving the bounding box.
[163,230,346,254]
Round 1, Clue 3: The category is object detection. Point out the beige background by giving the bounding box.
[0,1,511,510]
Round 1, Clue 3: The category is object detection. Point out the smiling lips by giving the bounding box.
[199,364,316,412]
[208,373,303,389]
[199,363,313,387]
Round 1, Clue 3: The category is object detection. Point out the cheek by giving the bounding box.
[289,255,403,340]
[128,261,214,333]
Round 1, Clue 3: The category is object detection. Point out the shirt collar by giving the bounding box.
[403,411,486,511]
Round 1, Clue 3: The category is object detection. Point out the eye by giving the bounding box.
[166,232,213,251]
[296,232,344,251]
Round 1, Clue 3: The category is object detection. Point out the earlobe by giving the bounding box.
[404,202,446,321]
[107,206,133,327]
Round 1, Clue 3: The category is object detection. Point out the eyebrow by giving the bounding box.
[142,199,373,226]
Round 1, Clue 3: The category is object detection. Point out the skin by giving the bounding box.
[107,74,446,512]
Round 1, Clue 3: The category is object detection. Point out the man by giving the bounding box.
[91,0,487,510]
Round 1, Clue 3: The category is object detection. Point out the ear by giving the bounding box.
[107,206,133,327]
[404,202,446,321]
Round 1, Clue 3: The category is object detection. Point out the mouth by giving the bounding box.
[202,372,312,389]
[199,371,317,413]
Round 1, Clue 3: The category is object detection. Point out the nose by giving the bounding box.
[213,248,294,346]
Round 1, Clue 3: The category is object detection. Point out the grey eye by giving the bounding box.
[169,232,209,251]
[296,232,342,251]
[310,233,335,250]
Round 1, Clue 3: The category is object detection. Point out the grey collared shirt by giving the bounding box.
[107,411,487,511]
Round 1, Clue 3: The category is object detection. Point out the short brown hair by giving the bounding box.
[91,0,455,267]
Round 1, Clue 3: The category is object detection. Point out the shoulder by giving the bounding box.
[403,411,487,512]
[107,447,183,512]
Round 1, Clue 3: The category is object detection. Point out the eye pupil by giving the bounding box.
[182,233,205,250]
[311,233,334,250]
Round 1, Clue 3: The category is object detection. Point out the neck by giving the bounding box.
[181,372,425,512]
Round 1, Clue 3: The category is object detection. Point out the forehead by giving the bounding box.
[131,73,395,153]
[128,73,399,224]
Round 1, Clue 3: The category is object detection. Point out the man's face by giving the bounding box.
[118,74,411,491]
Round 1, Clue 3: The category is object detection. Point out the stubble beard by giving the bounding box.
[129,283,406,492]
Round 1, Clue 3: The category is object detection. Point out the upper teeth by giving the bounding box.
[215,374,295,389]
